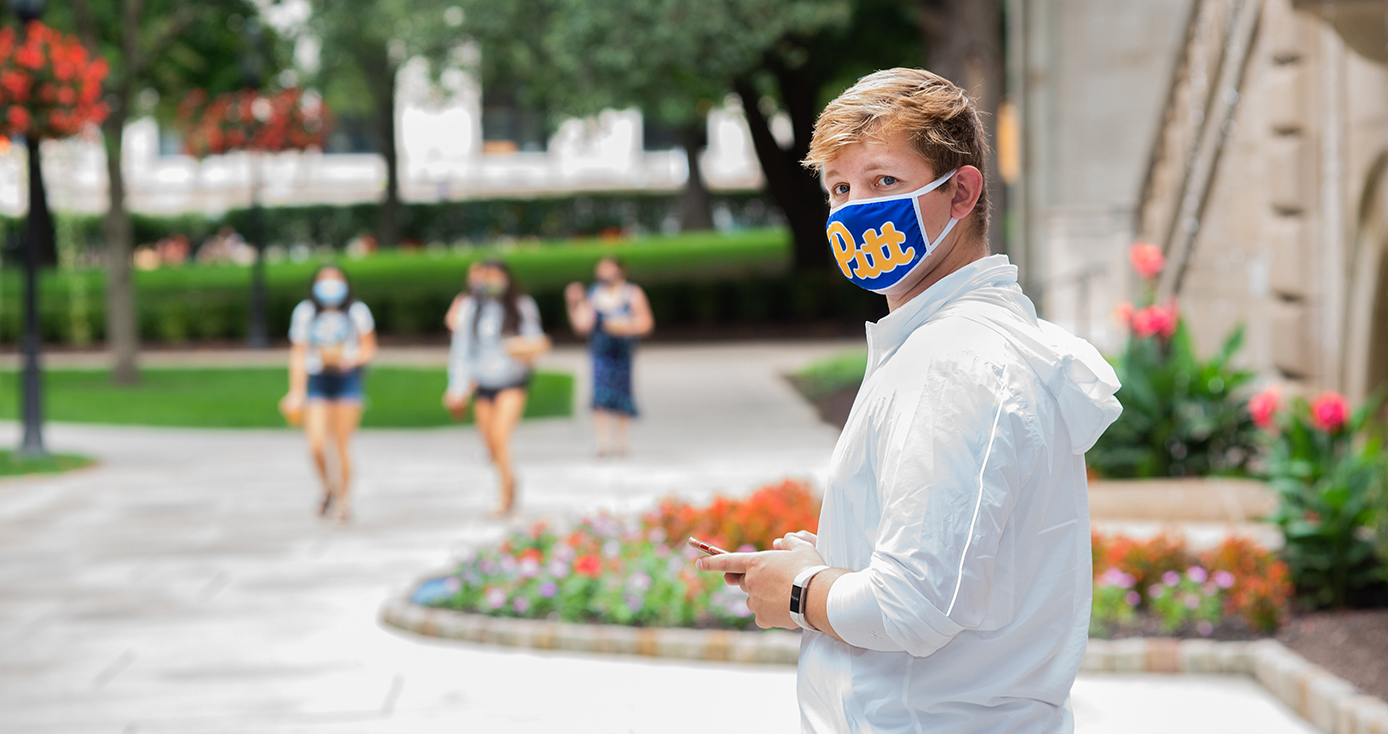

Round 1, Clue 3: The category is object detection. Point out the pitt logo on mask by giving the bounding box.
[824,169,959,294]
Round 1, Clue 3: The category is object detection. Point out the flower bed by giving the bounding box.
[409,480,1295,638]
[1090,531,1292,639]
[412,480,820,630]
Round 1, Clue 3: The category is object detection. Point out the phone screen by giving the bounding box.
[687,537,728,556]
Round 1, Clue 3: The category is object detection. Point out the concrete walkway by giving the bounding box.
[0,342,1316,733]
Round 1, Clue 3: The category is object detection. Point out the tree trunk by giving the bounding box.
[371,56,402,249]
[920,0,1004,255]
[103,116,140,385]
[734,75,829,272]
[677,122,714,231]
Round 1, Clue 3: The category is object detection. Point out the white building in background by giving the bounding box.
[0,58,766,220]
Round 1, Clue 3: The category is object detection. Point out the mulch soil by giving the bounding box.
[792,380,858,430]
[1278,609,1388,702]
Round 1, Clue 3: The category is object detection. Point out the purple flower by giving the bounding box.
[1124,590,1141,607]
[1197,620,1214,637]
[499,555,518,574]
[513,596,531,614]
[1214,570,1236,589]
[1161,570,1181,587]
[1183,593,1200,610]
[1186,566,1208,584]
[443,576,461,593]
[485,587,507,609]
[519,558,541,578]
[603,539,621,558]
[552,542,576,562]
[1149,584,1165,599]
[548,559,570,579]
[1098,568,1135,589]
[627,572,652,593]
[624,595,644,613]
[479,558,496,575]
[538,581,558,598]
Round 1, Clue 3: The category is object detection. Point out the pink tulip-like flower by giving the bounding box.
[1186,566,1208,584]
[1124,591,1141,607]
[1248,388,1281,430]
[1213,570,1236,589]
[1309,391,1350,433]
[1162,570,1181,587]
[1130,242,1166,280]
[1114,301,1134,329]
[1132,304,1178,339]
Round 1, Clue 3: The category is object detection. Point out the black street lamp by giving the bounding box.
[10,0,48,459]
[241,19,270,349]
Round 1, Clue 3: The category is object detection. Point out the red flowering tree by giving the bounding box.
[1086,243,1259,478]
[176,86,330,345]
[0,21,110,267]
[176,87,329,158]
[1253,386,1386,608]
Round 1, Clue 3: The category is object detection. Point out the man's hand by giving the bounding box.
[695,535,826,630]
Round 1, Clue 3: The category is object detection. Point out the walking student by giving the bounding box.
[280,264,377,524]
[697,68,1122,732]
[443,260,550,516]
[564,256,654,456]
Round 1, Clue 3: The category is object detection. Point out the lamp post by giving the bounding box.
[240,19,269,349]
[11,0,48,459]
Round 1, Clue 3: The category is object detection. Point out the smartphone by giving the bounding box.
[687,537,729,556]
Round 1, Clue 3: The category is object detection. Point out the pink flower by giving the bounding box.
[1129,242,1166,280]
[1161,570,1181,587]
[1309,391,1350,433]
[1124,591,1141,607]
[1248,388,1281,430]
[1113,301,1134,329]
[1132,304,1178,339]
[484,587,507,609]
[1213,570,1235,589]
[1197,620,1214,637]
[1186,566,1208,584]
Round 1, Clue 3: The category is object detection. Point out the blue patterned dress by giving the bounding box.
[588,283,639,416]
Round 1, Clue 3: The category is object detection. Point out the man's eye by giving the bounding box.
[879,176,898,187]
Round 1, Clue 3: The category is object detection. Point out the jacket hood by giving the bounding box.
[902,255,1122,454]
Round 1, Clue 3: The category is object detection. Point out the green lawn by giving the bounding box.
[791,349,869,398]
[0,367,574,429]
[0,449,95,477]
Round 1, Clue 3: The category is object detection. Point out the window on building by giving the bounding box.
[481,84,547,153]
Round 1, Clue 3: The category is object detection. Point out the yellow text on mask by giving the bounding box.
[827,221,916,280]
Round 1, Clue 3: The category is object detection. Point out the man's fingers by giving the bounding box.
[782,535,813,551]
[695,552,753,574]
[724,572,744,587]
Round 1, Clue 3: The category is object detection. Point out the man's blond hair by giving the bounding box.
[804,68,990,240]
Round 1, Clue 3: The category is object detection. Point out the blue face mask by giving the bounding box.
[313,278,348,307]
[825,169,958,294]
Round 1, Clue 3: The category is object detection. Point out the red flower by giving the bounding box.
[1309,391,1350,433]
[574,555,602,578]
[6,105,30,133]
[1129,242,1166,280]
[1131,304,1178,339]
[1248,388,1281,430]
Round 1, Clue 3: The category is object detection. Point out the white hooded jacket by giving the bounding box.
[798,255,1121,734]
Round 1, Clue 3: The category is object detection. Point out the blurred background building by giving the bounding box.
[1013,0,1388,406]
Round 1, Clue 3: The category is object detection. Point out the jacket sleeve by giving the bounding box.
[446,299,475,395]
[826,356,1022,657]
[517,296,544,338]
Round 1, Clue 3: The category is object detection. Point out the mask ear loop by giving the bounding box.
[909,168,960,257]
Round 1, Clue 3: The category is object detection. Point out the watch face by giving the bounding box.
[790,585,805,613]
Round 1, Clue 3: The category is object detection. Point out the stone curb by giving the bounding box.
[1082,638,1388,734]
[380,598,801,665]
[382,599,1388,734]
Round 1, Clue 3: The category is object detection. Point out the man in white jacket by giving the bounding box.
[698,68,1122,733]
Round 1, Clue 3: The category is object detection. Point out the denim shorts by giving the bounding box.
[307,368,364,402]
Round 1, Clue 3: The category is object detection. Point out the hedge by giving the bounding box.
[0,189,780,259]
[0,229,885,345]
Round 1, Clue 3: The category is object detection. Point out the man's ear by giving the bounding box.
[949,165,985,221]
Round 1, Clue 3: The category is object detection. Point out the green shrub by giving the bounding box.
[1258,389,1387,608]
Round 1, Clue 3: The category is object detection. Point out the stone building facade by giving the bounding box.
[1013,0,1388,405]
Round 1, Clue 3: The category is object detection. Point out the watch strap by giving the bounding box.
[789,565,831,631]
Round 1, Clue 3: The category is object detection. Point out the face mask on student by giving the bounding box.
[824,169,958,294]
[474,281,506,298]
[313,278,348,307]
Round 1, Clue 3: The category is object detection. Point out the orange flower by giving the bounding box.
[574,555,602,578]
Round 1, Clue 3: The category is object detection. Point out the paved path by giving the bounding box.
[0,342,1316,733]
